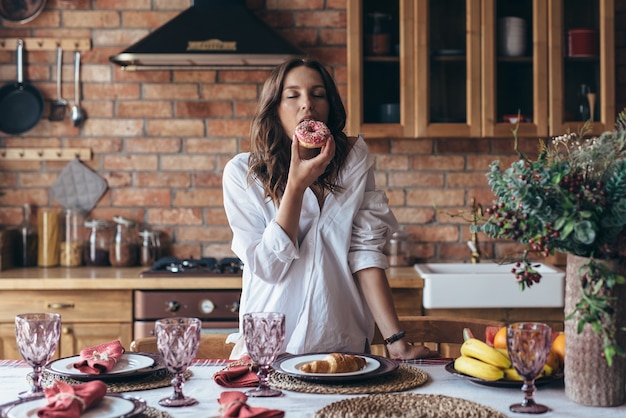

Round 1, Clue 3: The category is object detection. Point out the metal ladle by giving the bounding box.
[70,50,85,127]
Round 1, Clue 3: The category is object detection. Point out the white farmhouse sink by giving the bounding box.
[414,262,565,309]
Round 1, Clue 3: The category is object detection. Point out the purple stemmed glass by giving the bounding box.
[155,317,201,407]
[243,312,286,397]
[15,312,61,399]
[507,322,553,414]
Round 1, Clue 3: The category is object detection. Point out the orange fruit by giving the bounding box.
[493,326,508,349]
[546,350,560,371]
[551,332,565,365]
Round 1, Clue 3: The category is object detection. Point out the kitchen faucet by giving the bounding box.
[468,197,483,263]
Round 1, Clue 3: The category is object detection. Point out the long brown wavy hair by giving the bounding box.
[248,58,350,204]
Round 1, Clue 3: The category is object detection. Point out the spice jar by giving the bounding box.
[16,203,38,267]
[109,216,138,267]
[84,219,112,266]
[138,229,159,267]
[60,208,86,267]
[38,208,60,267]
[387,229,412,267]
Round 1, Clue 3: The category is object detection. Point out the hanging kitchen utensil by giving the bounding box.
[70,50,86,127]
[50,157,108,214]
[0,39,44,135]
[0,0,47,24]
[49,45,67,121]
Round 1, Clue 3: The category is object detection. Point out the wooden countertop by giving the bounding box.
[0,266,423,290]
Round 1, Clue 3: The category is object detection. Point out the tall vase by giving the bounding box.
[564,254,626,406]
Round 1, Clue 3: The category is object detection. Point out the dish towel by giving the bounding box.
[214,356,259,388]
[218,391,284,418]
[37,380,107,418]
[72,340,125,375]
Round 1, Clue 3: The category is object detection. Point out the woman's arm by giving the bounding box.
[276,135,335,243]
[355,267,435,360]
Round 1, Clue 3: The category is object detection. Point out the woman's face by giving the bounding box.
[278,66,330,141]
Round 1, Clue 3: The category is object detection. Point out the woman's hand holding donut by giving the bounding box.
[288,133,335,191]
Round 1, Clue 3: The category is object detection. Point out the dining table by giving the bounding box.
[1,357,625,417]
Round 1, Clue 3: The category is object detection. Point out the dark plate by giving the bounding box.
[44,352,164,382]
[272,352,398,382]
[444,361,563,388]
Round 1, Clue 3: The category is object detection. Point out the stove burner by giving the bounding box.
[148,257,243,275]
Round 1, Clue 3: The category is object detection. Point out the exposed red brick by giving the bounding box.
[118,101,173,118]
[135,173,191,188]
[147,208,203,225]
[112,189,170,206]
[407,190,465,207]
[146,120,205,137]
[411,155,465,170]
[160,155,217,171]
[103,155,158,171]
[123,11,180,28]
[125,138,181,153]
[174,190,223,207]
[176,102,232,119]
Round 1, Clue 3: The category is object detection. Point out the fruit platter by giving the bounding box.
[447,325,565,388]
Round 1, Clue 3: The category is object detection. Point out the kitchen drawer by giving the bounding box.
[0,290,132,323]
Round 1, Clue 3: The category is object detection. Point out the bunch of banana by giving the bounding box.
[453,338,512,381]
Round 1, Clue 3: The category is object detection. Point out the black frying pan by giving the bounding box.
[0,0,47,24]
[0,39,44,135]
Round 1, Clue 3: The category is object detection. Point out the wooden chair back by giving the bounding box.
[371,315,505,358]
[130,333,234,359]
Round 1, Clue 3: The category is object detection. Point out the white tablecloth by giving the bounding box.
[1,360,625,417]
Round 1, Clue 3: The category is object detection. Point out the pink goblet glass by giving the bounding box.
[15,312,61,399]
[155,317,201,407]
[507,322,553,414]
[243,312,286,397]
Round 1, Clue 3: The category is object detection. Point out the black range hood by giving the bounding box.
[110,0,305,71]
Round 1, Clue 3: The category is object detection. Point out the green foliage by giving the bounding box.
[477,115,626,366]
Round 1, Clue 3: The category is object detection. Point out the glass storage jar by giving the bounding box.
[110,216,139,267]
[60,208,86,267]
[138,229,160,267]
[37,208,60,267]
[84,219,112,266]
[387,229,412,267]
[16,203,38,267]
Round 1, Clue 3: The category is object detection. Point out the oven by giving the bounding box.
[133,257,242,339]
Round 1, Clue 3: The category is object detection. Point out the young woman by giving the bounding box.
[223,58,432,360]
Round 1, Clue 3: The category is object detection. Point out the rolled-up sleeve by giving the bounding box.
[348,167,398,273]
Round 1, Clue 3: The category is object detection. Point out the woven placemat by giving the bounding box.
[314,393,508,418]
[268,363,427,395]
[141,406,173,418]
[41,369,193,393]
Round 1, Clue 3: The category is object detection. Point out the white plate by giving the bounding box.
[279,353,380,377]
[49,353,154,376]
[4,394,146,418]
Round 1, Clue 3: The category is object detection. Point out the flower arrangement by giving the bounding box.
[473,116,626,366]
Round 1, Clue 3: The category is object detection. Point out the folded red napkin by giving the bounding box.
[73,340,125,375]
[218,391,284,418]
[214,356,259,388]
[37,380,107,418]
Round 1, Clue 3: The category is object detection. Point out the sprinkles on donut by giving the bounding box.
[295,119,331,149]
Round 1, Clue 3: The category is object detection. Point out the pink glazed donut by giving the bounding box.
[295,120,330,149]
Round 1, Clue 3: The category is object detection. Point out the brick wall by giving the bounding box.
[0,0,624,264]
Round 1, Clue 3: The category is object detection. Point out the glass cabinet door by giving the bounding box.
[347,0,414,138]
[549,0,615,136]
[481,0,549,137]
[415,0,481,137]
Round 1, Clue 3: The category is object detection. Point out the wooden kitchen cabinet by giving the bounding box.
[347,0,614,138]
[0,290,132,360]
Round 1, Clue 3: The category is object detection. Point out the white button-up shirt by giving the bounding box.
[222,136,398,356]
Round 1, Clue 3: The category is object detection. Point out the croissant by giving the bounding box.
[298,353,367,374]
